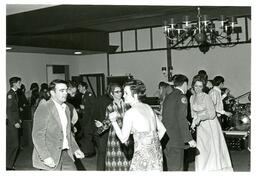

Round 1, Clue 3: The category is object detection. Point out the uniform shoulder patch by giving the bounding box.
[8,95,12,99]
[181,97,187,104]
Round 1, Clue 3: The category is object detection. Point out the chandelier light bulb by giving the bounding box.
[220,15,226,28]
[183,16,190,27]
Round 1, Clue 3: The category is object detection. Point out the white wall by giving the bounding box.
[108,44,251,98]
[75,53,108,75]
[6,45,250,100]
[172,44,251,97]
[109,51,168,96]
[6,52,107,90]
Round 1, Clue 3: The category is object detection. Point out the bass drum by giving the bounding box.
[230,113,251,131]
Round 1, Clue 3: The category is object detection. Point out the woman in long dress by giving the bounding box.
[95,84,131,171]
[108,79,166,171]
[190,75,233,171]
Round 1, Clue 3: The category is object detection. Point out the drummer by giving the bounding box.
[209,76,233,130]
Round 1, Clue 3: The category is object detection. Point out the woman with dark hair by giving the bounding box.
[28,83,40,119]
[38,84,50,105]
[95,83,131,171]
[190,75,233,171]
[108,79,166,171]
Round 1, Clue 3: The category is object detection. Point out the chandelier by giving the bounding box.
[163,7,242,53]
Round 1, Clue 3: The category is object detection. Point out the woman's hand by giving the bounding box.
[191,117,200,130]
[109,112,118,122]
[94,120,103,127]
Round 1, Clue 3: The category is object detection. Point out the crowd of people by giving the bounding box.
[6,70,234,171]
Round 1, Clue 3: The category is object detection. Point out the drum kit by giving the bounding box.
[223,91,251,131]
[223,91,251,151]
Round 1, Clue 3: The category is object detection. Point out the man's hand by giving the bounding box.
[43,157,56,168]
[80,105,85,110]
[74,149,85,159]
[14,123,21,128]
[225,111,232,117]
[188,140,197,148]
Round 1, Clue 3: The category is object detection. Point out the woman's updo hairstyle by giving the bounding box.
[124,79,146,101]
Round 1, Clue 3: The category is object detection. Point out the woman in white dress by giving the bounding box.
[190,75,233,171]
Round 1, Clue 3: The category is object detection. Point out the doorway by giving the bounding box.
[46,65,69,83]
[79,73,105,97]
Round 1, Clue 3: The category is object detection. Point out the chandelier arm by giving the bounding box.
[165,35,175,41]
[170,34,191,48]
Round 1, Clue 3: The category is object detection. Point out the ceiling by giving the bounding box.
[6,5,251,55]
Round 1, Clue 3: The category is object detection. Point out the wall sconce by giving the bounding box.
[162,67,167,76]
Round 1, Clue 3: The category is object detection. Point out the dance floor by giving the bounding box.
[8,145,250,171]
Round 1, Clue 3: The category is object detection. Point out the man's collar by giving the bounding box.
[51,98,66,109]
[213,86,221,92]
[11,88,17,92]
[175,87,185,94]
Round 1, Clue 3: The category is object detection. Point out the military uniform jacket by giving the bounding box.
[162,88,192,148]
[6,89,19,126]
[32,99,80,170]
[81,91,95,118]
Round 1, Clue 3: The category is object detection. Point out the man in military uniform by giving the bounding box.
[162,74,196,171]
[6,76,22,170]
[92,85,113,170]
[78,81,96,157]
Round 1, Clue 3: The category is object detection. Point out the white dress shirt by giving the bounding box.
[52,99,69,150]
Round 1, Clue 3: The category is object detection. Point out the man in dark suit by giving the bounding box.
[6,77,22,170]
[162,74,196,171]
[78,81,96,157]
[32,79,84,170]
[92,86,113,170]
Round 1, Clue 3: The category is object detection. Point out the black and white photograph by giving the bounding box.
[1,0,254,175]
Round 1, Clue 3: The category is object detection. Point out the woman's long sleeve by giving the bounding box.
[196,95,216,121]
[205,95,216,120]
[190,96,197,119]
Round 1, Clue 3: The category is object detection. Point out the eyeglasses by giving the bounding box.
[114,90,122,94]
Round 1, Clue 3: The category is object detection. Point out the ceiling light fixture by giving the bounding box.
[74,51,82,55]
[163,7,242,53]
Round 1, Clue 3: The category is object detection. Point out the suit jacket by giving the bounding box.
[32,99,80,170]
[162,88,192,149]
[92,94,113,135]
[6,89,20,126]
[80,91,96,133]
[81,91,95,118]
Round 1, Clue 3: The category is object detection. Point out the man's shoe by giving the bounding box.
[6,167,16,170]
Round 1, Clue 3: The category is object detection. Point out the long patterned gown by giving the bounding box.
[97,100,131,171]
[129,130,163,171]
[190,92,233,171]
